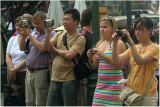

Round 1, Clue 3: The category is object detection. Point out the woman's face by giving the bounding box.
[100,21,113,38]
[135,23,152,42]
[15,21,21,34]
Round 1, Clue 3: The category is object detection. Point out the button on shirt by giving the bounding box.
[26,29,55,68]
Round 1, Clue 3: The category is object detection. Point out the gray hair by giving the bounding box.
[33,11,47,21]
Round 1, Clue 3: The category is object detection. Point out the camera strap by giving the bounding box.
[25,39,30,55]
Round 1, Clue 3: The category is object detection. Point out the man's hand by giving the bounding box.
[46,26,53,34]
[20,25,30,38]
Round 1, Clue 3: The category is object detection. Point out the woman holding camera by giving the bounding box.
[112,17,159,106]
[87,16,126,106]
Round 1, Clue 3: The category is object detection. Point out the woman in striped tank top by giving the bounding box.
[87,16,126,106]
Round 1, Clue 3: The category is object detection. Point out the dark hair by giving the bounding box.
[129,27,138,44]
[33,11,47,21]
[134,17,153,35]
[64,8,80,25]
[118,24,128,30]
[80,7,92,27]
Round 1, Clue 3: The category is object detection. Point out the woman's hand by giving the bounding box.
[87,49,94,58]
[112,32,120,45]
[93,48,104,58]
[9,69,16,80]
[122,29,134,45]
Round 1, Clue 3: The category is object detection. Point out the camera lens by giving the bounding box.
[116,30,122,37]
[21,20,29,27]
[44,19,54,27]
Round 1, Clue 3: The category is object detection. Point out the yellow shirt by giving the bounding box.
[126,44,159,96]
[50,31,86,82]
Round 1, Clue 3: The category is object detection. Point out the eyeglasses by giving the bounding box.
[32,22,41,26]
[103,16,113,26]
[62,18,71,22]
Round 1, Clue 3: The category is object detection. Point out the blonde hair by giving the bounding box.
[96,16,117,48]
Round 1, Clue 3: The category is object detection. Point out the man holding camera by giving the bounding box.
[18,11,55,106]
[44,8,86,106]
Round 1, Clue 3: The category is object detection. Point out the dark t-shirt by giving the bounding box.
[80,27,93,63]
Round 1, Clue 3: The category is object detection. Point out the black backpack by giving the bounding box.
[63,34,91,80]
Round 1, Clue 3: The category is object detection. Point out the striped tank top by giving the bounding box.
[92,47,124,106]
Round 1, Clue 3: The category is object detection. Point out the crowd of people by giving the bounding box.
[5,7,159,106]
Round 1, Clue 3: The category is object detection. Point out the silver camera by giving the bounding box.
[44,19,54,27]
[20,20,29,28]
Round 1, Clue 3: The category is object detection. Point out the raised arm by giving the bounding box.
[19,25,49,52]
[122,29,156,65]
[29,34,46,52]
[112,31,129,66]
[18,34,27,51]
[44,27,56,52]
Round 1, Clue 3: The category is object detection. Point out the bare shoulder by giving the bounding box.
[117,39,126,53]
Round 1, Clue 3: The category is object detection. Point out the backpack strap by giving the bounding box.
[63,34,79,66]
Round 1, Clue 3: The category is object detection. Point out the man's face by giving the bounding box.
[62,14,78,31]
[32,17,45,33]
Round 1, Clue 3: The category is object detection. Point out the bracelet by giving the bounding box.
[27,34,31,40]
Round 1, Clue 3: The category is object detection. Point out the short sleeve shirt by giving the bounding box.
[6,35,27,71]
[26,30,55,68]
[50,31,86,82]
[126,44,159,96]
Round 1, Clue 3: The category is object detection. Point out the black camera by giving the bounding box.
[91,48,95,54]
[44,19,54,27]
[20,20,29,28]
[116,30,128,42]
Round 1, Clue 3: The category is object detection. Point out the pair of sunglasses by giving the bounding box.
[103,16,113,26]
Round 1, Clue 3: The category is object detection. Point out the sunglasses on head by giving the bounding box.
[103,16,113,26]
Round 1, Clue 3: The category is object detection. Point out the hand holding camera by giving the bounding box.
[44,19,54,27]
[91,48,96,54]
[116,30,128,42]
[20,20,30,28]
[19,20,30,38]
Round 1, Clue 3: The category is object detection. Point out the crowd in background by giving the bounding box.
[5,7,159,106]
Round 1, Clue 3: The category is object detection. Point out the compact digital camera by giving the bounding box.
[44,19,54,27]
[116,30,128,42]
[20,20,29,28]
[91,48,96,54]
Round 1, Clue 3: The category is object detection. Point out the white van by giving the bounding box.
[114,14,159,29]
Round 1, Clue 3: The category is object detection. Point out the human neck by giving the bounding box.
[140,39,153,47]
[67,29,77,36]
[84,25,92,33]
[104,36,112,42]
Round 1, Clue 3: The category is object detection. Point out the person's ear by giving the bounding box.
[148,28,152,34]
[75,20,78,26]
